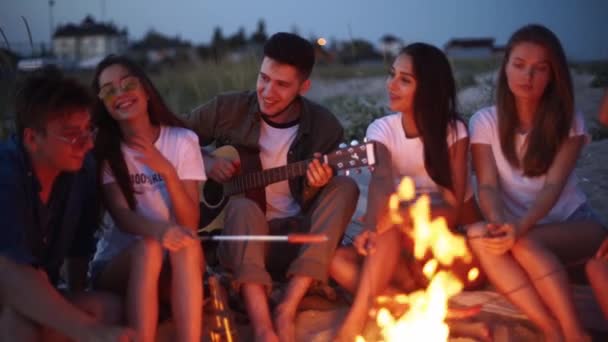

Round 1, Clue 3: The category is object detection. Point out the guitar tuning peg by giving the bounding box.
[350,140,359,146]
[339,142,348,149]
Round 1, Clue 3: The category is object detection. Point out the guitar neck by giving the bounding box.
[224,159,311,196]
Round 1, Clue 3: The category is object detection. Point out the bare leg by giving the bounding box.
[128,238,164,342]
[522,221,605,341]
[274,275,313,342]
[170,243,204,342]
[0,306,39,342]
[586,258,608,319]
[466,224,563,341]
[511,236,588,341]
[1,291,126,342]
[219,198,278,341]
[242,284,279,342]
[330,246,363,293]
[334,227,403,341]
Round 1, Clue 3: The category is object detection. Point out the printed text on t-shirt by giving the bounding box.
[130,172,163,185]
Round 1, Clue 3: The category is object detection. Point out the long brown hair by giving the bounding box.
[401,43,463,191]
[92,55,185,210]
[496,24,574,177]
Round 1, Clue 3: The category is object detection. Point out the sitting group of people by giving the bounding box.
[0,23,607,342]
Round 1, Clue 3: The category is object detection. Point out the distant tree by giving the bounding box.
[338,38,381,64]
[194,44,208,59]
[133,30,191,49]
[250,19,267,45]
[211,26,226,63]
[211,26,225,49]
[290,25,300,36]
[227,27,246,50]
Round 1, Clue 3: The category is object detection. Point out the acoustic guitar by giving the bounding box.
[198,141,376,234]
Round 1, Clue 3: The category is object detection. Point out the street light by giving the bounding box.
[49,0,55,53]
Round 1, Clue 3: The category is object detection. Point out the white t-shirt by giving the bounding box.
[258,119,301,220]
[366,113,473,201]
[93,126,206,262]
[469,106,588,224]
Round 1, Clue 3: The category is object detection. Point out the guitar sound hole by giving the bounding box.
[203,180,225,207]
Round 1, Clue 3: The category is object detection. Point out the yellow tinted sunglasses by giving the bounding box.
[98,76,140,102]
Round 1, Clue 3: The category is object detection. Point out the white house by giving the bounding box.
[379,34,403,58]
[52,16,127,64]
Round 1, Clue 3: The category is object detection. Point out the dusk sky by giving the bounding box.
[2,0,607,60]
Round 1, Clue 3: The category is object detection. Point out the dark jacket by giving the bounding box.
[185,91,344,211]
[0,136,98,285]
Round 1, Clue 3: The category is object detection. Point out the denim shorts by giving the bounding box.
[88,259,111,289]
[565,202,607,230]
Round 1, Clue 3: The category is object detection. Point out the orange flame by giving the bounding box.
[362,177,475,341]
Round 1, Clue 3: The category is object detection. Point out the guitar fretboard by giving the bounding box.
[224,159,312,196]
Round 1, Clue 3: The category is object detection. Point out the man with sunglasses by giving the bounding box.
[0,68,133,341]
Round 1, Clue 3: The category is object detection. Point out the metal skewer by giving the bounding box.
[199,233,329,244]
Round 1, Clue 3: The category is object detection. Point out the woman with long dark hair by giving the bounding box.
[89,55,205,342]
[467,24,606,341]
[331,43,482,340]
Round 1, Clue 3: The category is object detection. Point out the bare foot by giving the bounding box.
[273,304,296,342]
[255,327,280,342]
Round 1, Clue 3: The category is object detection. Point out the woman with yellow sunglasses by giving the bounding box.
[89,55,205,342]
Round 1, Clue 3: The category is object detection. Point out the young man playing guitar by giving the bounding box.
[186,32,359,342]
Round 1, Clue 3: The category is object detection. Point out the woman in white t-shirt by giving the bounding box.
[331,43,484,341]
[467,24,607,341]
[90,56,205,342]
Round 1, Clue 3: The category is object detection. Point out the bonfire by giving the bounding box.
[361,177,480,342]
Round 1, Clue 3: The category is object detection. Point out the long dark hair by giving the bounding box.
[92,55,185,210]
[401,43,462,191]
[496,24,573,177]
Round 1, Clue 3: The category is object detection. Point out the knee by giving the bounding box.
[586,259,607,280]
[326,176,360,202]
[224,197,266,234]
[225,197,259,214]
[71,292,124,324]
[511,236,540,257]
[465,222,487,253]
[173,243,204,269]
[329,246,355,276]
[331,247,352,265]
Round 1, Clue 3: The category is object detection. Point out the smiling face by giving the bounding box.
[97,63,149,122]
[256,57,310,122]
[386,53,417,114]
[505,42,552,102]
